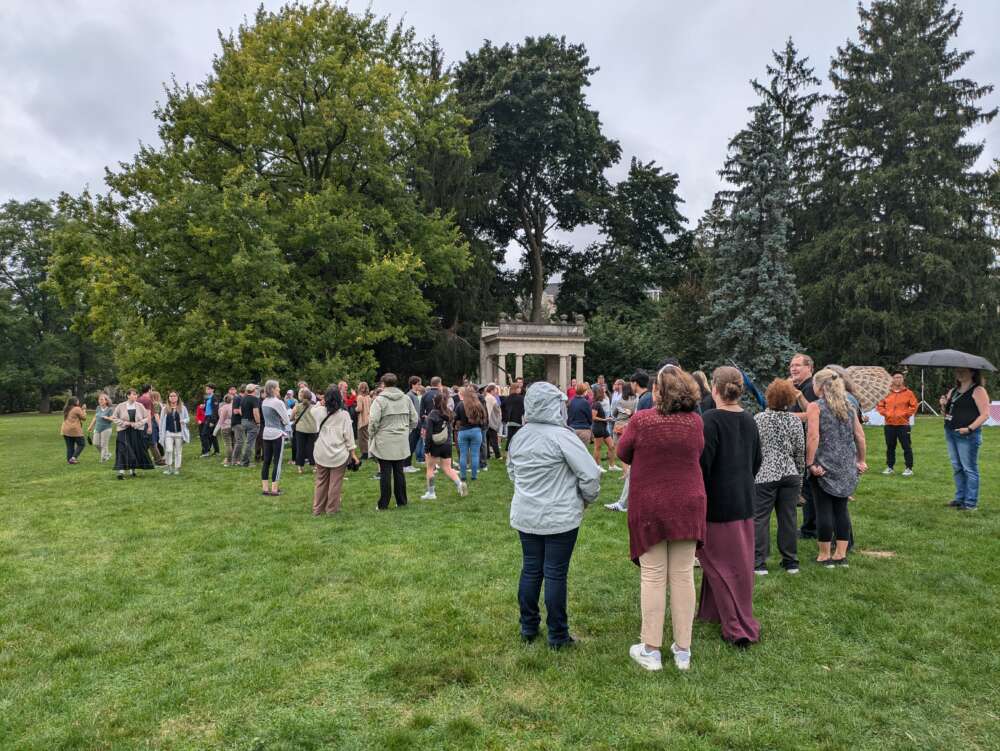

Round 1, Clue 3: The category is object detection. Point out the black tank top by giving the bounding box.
[946,386,981,430]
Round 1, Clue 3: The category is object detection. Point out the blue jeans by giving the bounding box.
[517,528,579,645]
[945,428,982,508]
[457,427,482,480]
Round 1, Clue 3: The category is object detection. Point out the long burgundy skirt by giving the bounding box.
[697,518,761,644]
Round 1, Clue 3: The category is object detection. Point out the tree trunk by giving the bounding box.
[529,239,545,323]
[38,388,51,414]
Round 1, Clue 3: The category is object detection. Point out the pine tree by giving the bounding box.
[798,0,999,366]
[703,102,800,383]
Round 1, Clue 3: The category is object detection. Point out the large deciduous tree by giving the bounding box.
[0,199,113,412]
[51,2,469,396]
[798,0,998,366]
[455,35,621,321]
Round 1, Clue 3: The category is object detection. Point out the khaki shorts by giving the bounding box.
[574,428,593,445]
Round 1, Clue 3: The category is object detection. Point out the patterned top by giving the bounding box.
[753,409,805,484]
[815,398,859,498]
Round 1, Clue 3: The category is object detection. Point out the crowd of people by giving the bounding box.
[57,353,991,672]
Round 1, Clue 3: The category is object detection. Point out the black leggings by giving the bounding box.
[505,425,521,452]
[294,431,316,467]
[64,435,85,461]
[810,477,851,543]
[261,437,284,483]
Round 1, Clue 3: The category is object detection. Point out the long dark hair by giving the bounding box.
[460,386,486,423]
[325,386,343,415]
[433,391,453,418]
[63,396,80,418]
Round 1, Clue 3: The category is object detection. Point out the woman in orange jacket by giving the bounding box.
[876,372,918,475]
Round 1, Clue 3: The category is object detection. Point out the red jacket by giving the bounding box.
[616,410,707,561]
[876,388,917,426]
[195,403,205,424]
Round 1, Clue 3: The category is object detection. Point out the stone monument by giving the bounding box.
[479,314,588,389]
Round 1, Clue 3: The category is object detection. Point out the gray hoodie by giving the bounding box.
[369,387,419,461]
[507,382,602,535]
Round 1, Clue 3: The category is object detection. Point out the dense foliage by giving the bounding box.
[3,0,993,410]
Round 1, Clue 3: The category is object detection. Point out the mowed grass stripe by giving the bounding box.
[1,414,998,750]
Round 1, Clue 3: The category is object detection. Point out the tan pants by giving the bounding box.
[94,428,112,461]
[639,539,697,650]
[314,464,348,514]
[573,428,592,446]
[358,425,369,456]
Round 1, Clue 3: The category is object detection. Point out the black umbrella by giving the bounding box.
[900,349,997,372]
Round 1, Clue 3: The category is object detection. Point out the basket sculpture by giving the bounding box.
[845,366,892,412]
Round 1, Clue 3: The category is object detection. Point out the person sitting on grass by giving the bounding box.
[507,381,602,649]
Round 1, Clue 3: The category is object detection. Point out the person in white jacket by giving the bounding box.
[507,381,602,648]
[158,391,190,475]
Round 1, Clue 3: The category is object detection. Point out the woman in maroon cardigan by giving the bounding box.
[617,366,706,672]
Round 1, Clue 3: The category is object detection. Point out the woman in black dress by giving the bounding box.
[112,388,154,479]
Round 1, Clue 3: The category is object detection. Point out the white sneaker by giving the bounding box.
[670,643,691,671]
[163,469,172,475]
[754,568,768,576]
[786,567,800,575]
[598,466,607,473]
[629,643,662,671]
[608,465,623,472]
[420,491,437,500]
[403,466,419,473]
[457,481,468,497]
[604,502,625,512]
[881,467,894,475]
[902,468,913,477]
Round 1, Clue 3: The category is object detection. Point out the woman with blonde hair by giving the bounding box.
[692,371,714,413]
[806,369,867,566]
[697,366,762,646]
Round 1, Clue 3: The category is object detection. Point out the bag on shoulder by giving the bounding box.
[432,425,449,445]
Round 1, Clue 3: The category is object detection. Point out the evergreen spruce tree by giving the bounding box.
[703,102,800,383]
[798,0,998,366]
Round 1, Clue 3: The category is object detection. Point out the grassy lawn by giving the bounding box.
[1,414,998,750]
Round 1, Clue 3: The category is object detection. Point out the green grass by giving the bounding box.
[1,415,998,750]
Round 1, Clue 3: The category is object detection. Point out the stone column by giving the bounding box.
[496,351,506,384]
[545,355,561,385]
[515,353,524,380]
[559,355,570,390]
[575,354,585,383]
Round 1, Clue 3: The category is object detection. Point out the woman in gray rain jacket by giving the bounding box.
[507,381,602,648]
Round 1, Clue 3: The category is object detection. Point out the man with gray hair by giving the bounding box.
[788,353,819,539]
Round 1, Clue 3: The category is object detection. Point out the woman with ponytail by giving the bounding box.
[697,366,762,647]
[806,369,867,567]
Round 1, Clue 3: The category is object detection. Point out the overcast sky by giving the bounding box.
[3,0,998,264]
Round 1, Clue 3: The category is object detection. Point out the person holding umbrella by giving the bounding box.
[940,369,991,511]
[901,349,995,512]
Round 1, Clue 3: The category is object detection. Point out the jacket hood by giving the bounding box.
[523,382,568,426]
[379,387,405,401]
